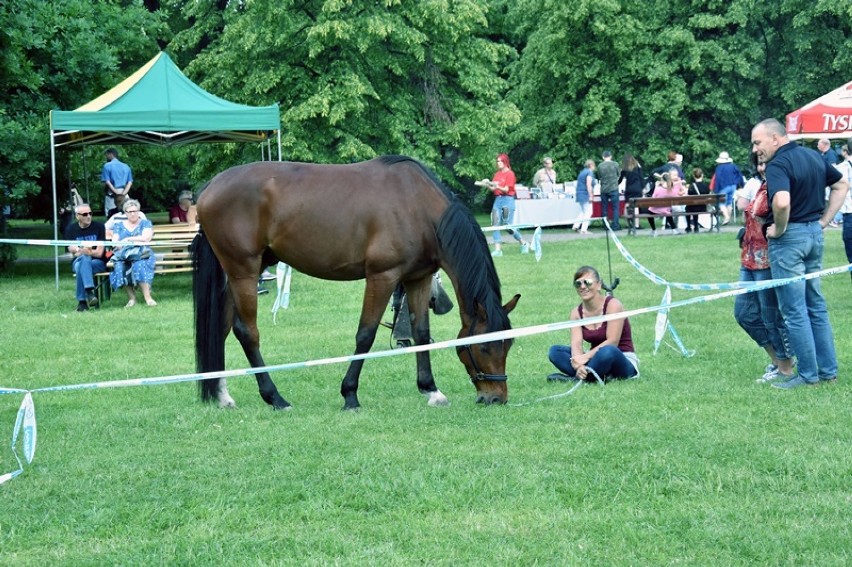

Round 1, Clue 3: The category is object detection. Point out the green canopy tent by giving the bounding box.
[48,52,281,288]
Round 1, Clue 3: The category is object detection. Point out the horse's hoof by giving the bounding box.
[425,390,449,407]
[342,404,361,412]
[218,397,236,409]
[273,404,293,411]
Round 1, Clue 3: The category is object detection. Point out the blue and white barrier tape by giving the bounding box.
[602,218,787,291]
[3,230,850,483]
[0,238,193,248]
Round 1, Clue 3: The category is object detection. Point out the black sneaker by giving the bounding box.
[86,289,99,308]
[76,301,89,312]
[547,372,578,383]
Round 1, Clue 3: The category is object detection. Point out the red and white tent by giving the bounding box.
[785,80,852,140]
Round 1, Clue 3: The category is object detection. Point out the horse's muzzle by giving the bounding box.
[471,374,508,404]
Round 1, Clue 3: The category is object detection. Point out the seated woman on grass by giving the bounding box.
[547,265,639,383]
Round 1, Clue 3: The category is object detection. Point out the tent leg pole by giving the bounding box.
[50,129,60,292]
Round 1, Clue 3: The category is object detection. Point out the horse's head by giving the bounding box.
[456,294,520,404]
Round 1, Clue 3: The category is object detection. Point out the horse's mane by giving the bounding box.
[379,156,510,334]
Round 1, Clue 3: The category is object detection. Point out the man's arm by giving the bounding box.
[820,178,849,227]
[766,191,790,238]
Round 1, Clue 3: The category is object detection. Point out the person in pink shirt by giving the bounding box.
[648,172,684,235]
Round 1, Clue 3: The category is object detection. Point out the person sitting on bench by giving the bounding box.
[109,199,157,308]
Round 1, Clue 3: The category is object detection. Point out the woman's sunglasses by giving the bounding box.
[573,278,596,289]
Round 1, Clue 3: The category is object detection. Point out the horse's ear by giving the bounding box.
[474,301,489,322]
[503,294,521,314]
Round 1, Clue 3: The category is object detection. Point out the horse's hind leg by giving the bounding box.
[230,277,292,410]
[406,276,448,407]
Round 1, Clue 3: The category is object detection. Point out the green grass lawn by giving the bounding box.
[1,219,850,565]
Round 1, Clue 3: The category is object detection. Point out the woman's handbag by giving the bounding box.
[113,245,150,263]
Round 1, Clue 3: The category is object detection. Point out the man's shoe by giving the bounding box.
[260,269,276,281]
[76,301,89,312]
[771,375,819,389]
[520,243,530,254]
[85,289,99,308]
[491,249,503,257]
[820,375,837,384]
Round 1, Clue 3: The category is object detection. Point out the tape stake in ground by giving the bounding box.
[654,286,671,354]
[1,393,36,486]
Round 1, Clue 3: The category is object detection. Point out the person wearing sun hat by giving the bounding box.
[713,151,744,225]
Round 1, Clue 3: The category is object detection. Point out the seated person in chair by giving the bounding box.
[66,203,106,312]
[109,199,157,308]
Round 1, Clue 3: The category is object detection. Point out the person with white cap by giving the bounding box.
[712,151,744,225]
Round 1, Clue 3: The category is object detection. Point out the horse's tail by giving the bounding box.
[192,230,227,403]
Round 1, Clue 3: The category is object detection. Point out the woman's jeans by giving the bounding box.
[768,221,837,382]
[734,267,792,362]
[548,344,637,381]
[572,195,592,232]
[491,195,522,244]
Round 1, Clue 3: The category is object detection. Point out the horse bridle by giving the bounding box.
[457,314,508,383]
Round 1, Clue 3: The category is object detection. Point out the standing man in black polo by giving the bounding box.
[751,118,849,388]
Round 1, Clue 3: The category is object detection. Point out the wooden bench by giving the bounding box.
[625,194,724,235]
[94,223,199,302]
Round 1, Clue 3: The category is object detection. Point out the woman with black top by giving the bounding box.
[619,153,644,229]
[685,167,710,233]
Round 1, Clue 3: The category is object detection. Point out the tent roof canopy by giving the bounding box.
[786,79,852,140]
[50,52,280,148]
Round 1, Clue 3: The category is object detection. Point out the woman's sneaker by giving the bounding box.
[756,364,779,383]
[757,364,794,384]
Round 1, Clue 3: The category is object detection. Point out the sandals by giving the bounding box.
[145,299,157,307]
[125,299,136,309]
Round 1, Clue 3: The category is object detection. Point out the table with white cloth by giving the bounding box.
[513,198,581,225]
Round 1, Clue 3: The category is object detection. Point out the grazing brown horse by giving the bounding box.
[192,156,520,410]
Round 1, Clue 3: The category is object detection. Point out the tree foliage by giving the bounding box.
[2,0,851,219]
[0,0,165,218]
[504,0,852,180]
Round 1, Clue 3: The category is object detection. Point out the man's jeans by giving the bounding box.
[72,255,107,301]
[599,191,620,227]
[768,221,837,382]
[734,267,792,362]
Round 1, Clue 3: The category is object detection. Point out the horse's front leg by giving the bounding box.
[406,276,449,407]
[230,277,292,410]
[340,278,396,410]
